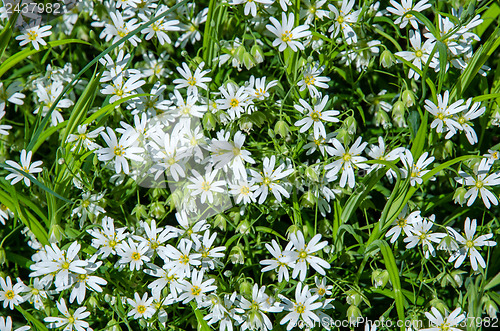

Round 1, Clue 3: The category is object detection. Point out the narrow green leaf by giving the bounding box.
[82,93,151,125]
[255,226,286,240]
[190,301,211,331]
[17,306,49,331]
[484,272,500,290]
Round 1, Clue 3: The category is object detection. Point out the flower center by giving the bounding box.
[82,200,90,208]
[337,16,344,24]
[201,181,211,191]
[304,75,315,85]
[114,146,124,156]
[191,285,201,296]
[137,305,146,314]
[68,316,75,324]
[27,30,38,41]
[397,218,407,227]
[295,303,306,314]
[78,274,87,281]
[419,233,427,240]
[281,31,293,42]
[466,240,474,248]
[240,186,250,195]
[180,254,190,264]
[343,153,351,161]
[230,98,239,108]
[475,181,483,188]
[187,77,197,86]
[310,111,321,121]
[458,117,466,124]
[263,177,271,185]
[32,288,39,295]
[437,113,445,120]
[61,262,70,269]
[131,252,141,261]
[415,50,423,58]
[318,288,326,295]
[5,290,15,299]
[298,250,308,259]
[109,239,117,248]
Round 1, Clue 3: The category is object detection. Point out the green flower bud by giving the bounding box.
[236,219,250,234]
[131,204,148,220]
[371,269,389,289]
[87,296,99,311]
[429,298,448,316]
[374,109,391,129]
[242,52,256,70]
[402,90,415,107]
[49,224,65,243]
[346,305,362,323]
[213,214,227,231]
[484,298,499,318]
[300,191,316,208]
[239,279,253,297]
[149,201,165,219]
[239,117,253,132]
[392,100,406,115]
[335,128,350,145]
[229,246,245,264]
[236,45,246,61]
[286,224,300,238]
[139,318,148,328]
[203,112,217,131]
[0,247,6,266]
[192,56,204,67]
[250,44,264,64]
[305,165,319,182]
[274,120,290,138]
[343,116,357,136]
[451,270,465,288]
[106,319,122,331]
[346,290,362,306]
[453,187,467,206]
[380,49,396,68]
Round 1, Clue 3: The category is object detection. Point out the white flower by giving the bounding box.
[400,150,435,186]
[294,95,339,139]
[29,242,87,290]
[421,307,465,331]
[311,276,333,297]
[387,0,431,29]
[209,130,255,180]
[404,216,446,258]
[0,316,30,331]
[116,238,151,271]
[22,278,48,310]
[231,0,273,17]
[160,239,201,278]
[245,76,278,101]
[68,260,107,305]
[127,292,155,320]
[286,231,330,281]
[328,0,360,44]
[0,277,25,310]
[424,91,467,137]
[229,179,259,204]
[15,24,52,50]
[87,216,128,258]
[447,218,496,271]
[66,125,104,152]
[177,269,217,304]
[97,128,144,175]
[0,81,25,112]
[249,155,294,203]
[0,110,12,135]
[297,63,330,97]
[301,0,329,24]
[385,205,422,243]
[139,5,180,45]
[99,11,141,47]
[44,298,91,331]
[260,239,295,282]
[266,12,311,52]
[239,284,283,331]
[455,158,500,209]
[192,230,226,270]
[367,137,405,183]
[217,83,251,120]
[5,149,43,187]
[173,62,212,96]
[100,73,145,103]
[279,282,322,330]
[187,168,227,204]
[395,30,438,80]
[453,98,485,145]
[325,137,369,188]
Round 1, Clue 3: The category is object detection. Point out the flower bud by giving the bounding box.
[131,204,148,220]
[346,305,362,324]
[346,290,362,306]
[300,191,316,208]
[343,116,357,136]
[374,109,391,129]
[392,100,406,115]
[286,224,300,238]
[380,49,396,68]
[239,117,253,132]
[106,319,122,331]
[453,187,467,206]
[305,165,319,182]
[203,112,217,131]
[236,45,246,62]
[87,296,99,311]
[213,214,227,231]
[193,56,204,67]
[250,44,264,64]
[229,246,245,264]
[371,269,389,289]
[242,52,256,70]
[149,201,165,219]
[274,120,290,138]
[451,270,465,288]
[49,224,65,243]
[402,90,415,107]
[0,247,6,266]
[484,298,499,318]
[236,219,250,235]
[239,279,253,297]
[429,298,447,316]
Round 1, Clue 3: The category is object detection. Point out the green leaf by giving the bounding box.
[368,240,406,330]
[0,39,91,78]
[17,306,49,331]
[255,226,286,240]
[484,272,500,291]
[190,301,211,331]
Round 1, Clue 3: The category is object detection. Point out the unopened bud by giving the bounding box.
[106,319,122,331]
[484,299,499,318]
[402,90,415,107]
[453,187,467,206]
[305,166,319,182]
[149,202,165,219]
[374,109,391,129]
[213,214,227,231]
[239,117,253,132]
[429,298,447,316]
[203,112,217,131]
[274,120,290,138]
[239,279,253,297]
[380,49,396,68]
[242,52,256,70]
[346,290,362,306]
[392,100,406,115]
[371,269,389,289]
[236,45,246,61]
[346,305,362,324]
[236,219,250,235]
[300,191,316,208]
[250,44,264,64]
[49,224,65,243]
[0,247,6,266]
[131,204,148,220]
[229,246,245,264]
